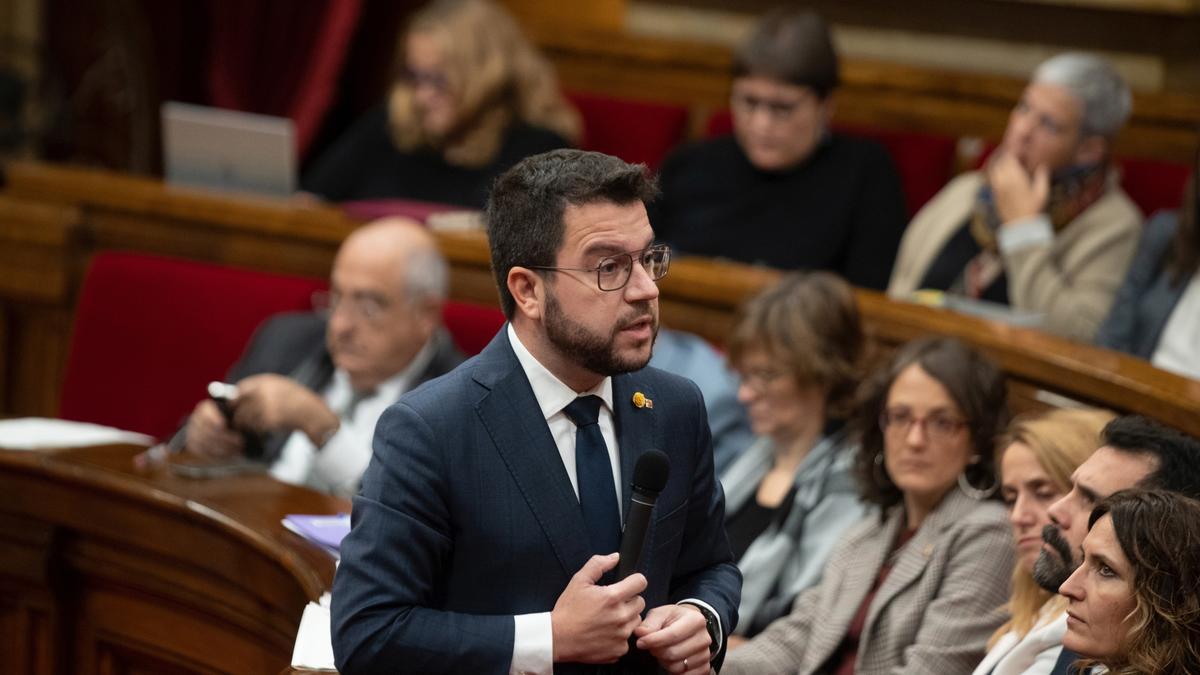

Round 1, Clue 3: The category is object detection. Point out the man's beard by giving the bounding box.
[544,290,656,376]
[1032,523,1077,593]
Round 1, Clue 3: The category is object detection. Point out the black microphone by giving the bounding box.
[616,449,670,579]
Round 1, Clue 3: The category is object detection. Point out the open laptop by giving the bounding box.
[161,101,295,198]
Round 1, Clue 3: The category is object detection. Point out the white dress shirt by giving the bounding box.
[971,606,1066,675]
[269,340,435,497]
[1152,271,1200,379]
[505,325,721,675]
[507,324,619,675]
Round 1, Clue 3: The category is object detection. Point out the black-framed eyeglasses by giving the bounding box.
[730,88,816,122]
[527,244,671,292]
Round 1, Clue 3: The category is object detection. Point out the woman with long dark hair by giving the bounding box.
[1059,489,1200,673]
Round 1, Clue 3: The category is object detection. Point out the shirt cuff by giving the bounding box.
[677,599,722,659]
[511,612,553,675]
[997,214,1054,255]
[310,427,370,497]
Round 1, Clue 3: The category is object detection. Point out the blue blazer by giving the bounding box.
[1047,647,1084,675]
[1096,211,1188,358]
[331,328,741,674]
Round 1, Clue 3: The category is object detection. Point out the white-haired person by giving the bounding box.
[889,53,1141,342]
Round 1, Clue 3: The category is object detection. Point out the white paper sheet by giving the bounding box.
[0,417,155,450]
[291,593,336,671]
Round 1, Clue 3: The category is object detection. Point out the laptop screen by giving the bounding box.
[161,101,295,198]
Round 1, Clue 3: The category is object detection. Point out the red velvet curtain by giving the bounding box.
[207,0,363,158]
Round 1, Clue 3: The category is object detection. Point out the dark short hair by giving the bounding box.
[1102,415,1200,500]
[853,337,1010,509]
[485,149,659,318]
[1087,489,1200,673]
[732,8,839,98]
[726,271,866,419]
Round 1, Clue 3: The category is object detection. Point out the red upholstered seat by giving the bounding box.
[338,198,463,223]
[61,252,506,439]
[567,91,689,170]
[1116,156,1191,216]
[701,110,957,217]
[442,300,506,356]
[834,124,958,218]
[704,109,734,138]
[60,252,327,439]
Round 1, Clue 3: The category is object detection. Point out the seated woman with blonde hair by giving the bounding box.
[972,407,1114,675]
[722,272,869,639]
[303,0,579,208]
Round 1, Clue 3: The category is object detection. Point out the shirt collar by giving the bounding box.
[507,323,613,421]
[331,334,437,402]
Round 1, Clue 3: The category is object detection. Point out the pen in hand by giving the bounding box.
[133,432,184,472]
[133,381,241,472]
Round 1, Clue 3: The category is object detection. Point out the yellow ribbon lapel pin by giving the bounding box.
[632,392,653,409]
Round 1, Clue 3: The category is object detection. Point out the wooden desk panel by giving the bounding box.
[0,445,345,674]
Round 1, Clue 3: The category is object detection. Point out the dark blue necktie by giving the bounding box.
[563,395,621,555]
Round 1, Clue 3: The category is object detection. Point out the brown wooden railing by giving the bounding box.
[2,161,1198,436]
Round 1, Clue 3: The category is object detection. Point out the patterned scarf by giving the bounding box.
[958,162,1110,298]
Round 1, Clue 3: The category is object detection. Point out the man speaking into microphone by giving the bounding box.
[332,149,741,674]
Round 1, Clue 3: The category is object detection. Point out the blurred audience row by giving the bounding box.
[717,271,1200,674]
[299,0,1199,380]
[181,228,1200,672]
[191,3,1200,669]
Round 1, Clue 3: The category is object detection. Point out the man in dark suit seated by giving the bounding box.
[331,149,741,674]
[179,217,463,497]
[1036,416,1200,674]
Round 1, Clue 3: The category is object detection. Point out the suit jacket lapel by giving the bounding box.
[812,510,901,663]
[611,373,657,515]
[472,330,592,578]
[862,490,976,645]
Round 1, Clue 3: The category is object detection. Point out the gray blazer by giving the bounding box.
[888,171,1141,342]
[1095,211,1188,359]
[723,488,1014,675]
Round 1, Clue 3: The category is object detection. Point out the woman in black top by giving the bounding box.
[303,0,579,208]
[651,9,906,290]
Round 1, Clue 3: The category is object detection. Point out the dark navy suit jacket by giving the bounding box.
[170,312,463,461]
[331,328,741,674]
[1048,648,1084,675]
[1096,211,1188,359]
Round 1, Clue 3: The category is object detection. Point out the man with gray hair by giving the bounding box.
[180,217,464,496]
[890,52,1141,341]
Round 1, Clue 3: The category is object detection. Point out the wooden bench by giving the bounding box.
[0,443,343,673]
[2,161,1197,437]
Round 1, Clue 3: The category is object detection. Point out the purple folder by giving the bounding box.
[283,513,351,555]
